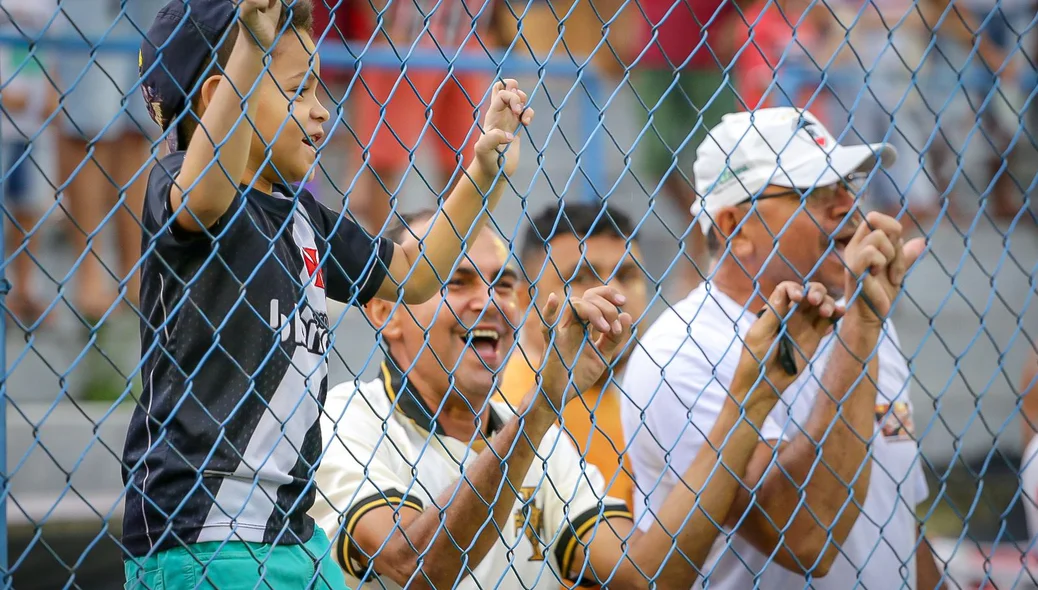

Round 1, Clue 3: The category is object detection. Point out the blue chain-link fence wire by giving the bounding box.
[0,0,1037,587]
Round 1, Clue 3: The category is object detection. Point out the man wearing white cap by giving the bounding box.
[621,107,947,589]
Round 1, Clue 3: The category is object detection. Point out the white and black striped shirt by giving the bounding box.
[122,151,393,557]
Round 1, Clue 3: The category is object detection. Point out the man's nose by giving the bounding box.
[469,284,499,311]
[830,186,861,221]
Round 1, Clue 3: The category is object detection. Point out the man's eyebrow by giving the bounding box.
[497,266,520,281]
[616,259,640,272]
[553,257,636,280]
[454,265,518,283]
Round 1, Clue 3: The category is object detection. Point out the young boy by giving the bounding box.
[124,0,534,587]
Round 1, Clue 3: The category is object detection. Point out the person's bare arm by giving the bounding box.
[568,282,845,587]
[375,79,534,304]
[727,214,927,574]
[349,391,558,587]
[348,287,631,589]
[171,1,279,232]
[0,87,29,114]
[731,319,879,574]
[916,526,948,590]
[1020,350,1038,449]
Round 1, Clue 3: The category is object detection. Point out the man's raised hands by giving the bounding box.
[473,79,535,178]
[537,286,633,410]
[733,281,844,408]
[842,212,926,324]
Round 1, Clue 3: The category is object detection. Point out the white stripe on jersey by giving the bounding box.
[198,209,330,542]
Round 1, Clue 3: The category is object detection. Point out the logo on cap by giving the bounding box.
[794,119,828,147]
[717,164,750,185]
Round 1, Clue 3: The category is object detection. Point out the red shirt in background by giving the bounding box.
[635,0,735,70]
[311,0,370,79]
[731,2,827,113]
[311,0,369,44]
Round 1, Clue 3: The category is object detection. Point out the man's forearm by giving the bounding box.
[174,26,265,230]
[741,318,881,568]
[629,398,774,588]
[916,529,947,590]
[395,162,504,303]
[392,391,555,587]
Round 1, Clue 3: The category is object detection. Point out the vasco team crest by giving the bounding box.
[301,247,326,289]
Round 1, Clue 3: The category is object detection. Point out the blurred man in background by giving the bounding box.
[820,0,939,218]
[915,0,1030,224]
[348,0,514,231]
[622,107,946,589]
[732,0,830,112]
[56,0,162,327]
[55,0,164,401]
[500,202,649,514]
[629,0,740,296]
[1,0,58,328]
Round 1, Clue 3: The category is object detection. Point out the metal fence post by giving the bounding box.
[0,48,10,589]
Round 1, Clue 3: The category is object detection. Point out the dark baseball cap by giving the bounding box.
[139,0,237,141]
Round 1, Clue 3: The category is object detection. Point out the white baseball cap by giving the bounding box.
[691,107,898,234]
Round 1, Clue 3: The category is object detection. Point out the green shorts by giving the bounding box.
[124,530,351,590]
[632,67,736,182]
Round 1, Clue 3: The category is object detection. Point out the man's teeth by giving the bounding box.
[468,329,500,341]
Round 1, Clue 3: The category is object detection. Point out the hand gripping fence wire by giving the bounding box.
[0,0,1038,588]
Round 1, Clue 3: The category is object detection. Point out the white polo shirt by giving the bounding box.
[311,358,632,589]
[1021,434,1038,545]
[621,282,928,589]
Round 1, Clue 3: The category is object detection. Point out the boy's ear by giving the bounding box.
[198,74,224,112]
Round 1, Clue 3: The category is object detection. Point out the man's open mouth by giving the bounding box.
[463,328,502,360]
[834,234,853,254]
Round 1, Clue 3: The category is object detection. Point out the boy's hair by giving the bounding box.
[519,203,638,267]
[177,0,315,148]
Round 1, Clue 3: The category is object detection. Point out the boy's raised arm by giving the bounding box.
[374,78,534,304]
[171,0,281,233]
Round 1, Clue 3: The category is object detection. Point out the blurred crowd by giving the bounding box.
[1,0,1036,341]
[0,0,1035,429]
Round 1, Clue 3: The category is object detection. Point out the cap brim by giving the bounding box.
[773,142,898,189]
[694,141,897,235]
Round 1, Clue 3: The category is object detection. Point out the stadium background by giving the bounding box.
[1,0,1038,587]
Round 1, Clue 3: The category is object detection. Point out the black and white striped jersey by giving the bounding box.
[122,151,393,557]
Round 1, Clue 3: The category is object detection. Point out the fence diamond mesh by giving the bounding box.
[1,0,1037,588]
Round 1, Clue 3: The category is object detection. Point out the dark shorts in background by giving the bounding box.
[2,141,32,208]
[631,67,736,183]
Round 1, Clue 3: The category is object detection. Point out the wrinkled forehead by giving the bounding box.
[465,230,515,274]
[408,218,515,276]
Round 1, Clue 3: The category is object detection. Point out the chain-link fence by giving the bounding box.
[2,0,1038,588]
